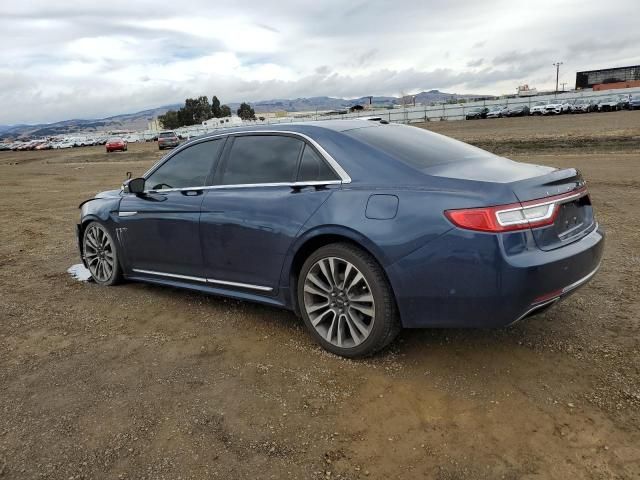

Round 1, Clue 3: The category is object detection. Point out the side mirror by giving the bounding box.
[126,177,145,194]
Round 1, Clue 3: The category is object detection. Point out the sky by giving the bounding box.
[1,0,638,125]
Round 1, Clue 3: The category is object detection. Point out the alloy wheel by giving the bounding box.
[303,256,375,348]
[83,224,115,282]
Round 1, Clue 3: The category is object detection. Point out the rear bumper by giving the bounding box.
[508,262,600,325]
[386,223,604,328]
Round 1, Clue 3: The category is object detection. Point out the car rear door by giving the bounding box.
[118,138,225,280]
[199,133,341,293]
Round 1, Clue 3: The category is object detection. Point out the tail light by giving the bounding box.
[444,186,588,233]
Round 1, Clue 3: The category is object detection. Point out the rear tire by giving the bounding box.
[297,243,400,358]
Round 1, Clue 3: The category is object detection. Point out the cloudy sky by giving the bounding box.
[2,0,638,125]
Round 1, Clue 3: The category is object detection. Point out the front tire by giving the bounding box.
[82,222,122,286]
[297,243,400,358]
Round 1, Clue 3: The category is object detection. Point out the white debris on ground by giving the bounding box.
[67,263,92,281]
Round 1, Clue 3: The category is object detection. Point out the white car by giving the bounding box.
[544,98,571,115]
[55,141,75,149]
[530,102,547,115]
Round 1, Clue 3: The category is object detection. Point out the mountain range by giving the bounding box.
[2,90,488,139]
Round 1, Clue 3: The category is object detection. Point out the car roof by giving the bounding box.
[194,120,381,136]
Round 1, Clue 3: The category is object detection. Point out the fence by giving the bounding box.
[168,86,640,139]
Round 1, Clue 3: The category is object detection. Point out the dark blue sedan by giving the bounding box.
[77,121,604,357]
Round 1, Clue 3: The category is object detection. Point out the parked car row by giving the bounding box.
[466,94,639,119]
[0,132,171,152]
[0,136,111,151]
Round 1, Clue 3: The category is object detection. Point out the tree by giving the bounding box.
[220,104,232,117]
[211,96,222,118]
[237,102,256,120]
[158,110,181,129]
[183,96,211,124]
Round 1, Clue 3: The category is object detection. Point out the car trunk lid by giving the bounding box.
[428,158,595,251]
[509,168,595,251]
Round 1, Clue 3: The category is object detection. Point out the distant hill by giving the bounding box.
[1,104,181,139]
[2,90,489,139]
[226,95,400,113]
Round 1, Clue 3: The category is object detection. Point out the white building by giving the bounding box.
[202,115,244,128]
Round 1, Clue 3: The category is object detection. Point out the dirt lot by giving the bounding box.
[1,111,639,479]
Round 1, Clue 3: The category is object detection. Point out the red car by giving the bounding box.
[106,138,127,153]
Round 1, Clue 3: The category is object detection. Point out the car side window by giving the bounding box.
[145,139,223,190]
[219,135,303,185]
[297,145,339,182]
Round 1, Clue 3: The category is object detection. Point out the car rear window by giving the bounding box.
[346,125,493,169]
[159,132,175,138]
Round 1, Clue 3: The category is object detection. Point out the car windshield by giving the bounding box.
[347,124,495,169]
[159,132,175,138]
[489,106,504,111]
[108,138,122,142]
[534,102,546,106]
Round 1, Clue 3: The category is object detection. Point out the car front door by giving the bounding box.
[199,134,342,293]
[118,138,225,279]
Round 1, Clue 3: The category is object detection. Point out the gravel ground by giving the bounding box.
[0,111,639,479]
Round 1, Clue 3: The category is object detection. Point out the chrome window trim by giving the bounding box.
[131,268,273,292]
[141,130,352,191]
[143,179,343,194]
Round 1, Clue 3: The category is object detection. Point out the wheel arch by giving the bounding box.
[283,226,397,316]
[78,201,122,269]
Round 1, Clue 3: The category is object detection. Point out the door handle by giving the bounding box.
[182,189,203,196]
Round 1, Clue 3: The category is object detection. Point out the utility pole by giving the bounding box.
[553,62,563,93]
